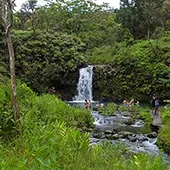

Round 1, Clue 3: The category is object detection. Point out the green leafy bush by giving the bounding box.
[157,124,170,154]
[139,111,152,125]
[91,34,170,102]
[0,81,36,138]
[161,106,170,123]
[26,94,93,128]
[0,83,14,137]
[157,105,170,153]
[98,102,117,115]
[14,31,87,99]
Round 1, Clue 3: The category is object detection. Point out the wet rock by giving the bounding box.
[88,128,93,132]
[92,132,105,139]
[150,124,160,133]
[120,111,131,116]
[82,127,93,132]
[112,129,119,134]
[111,134,119,140]
[124,119,134,125]
[135,134,148,141]
[105,130,113,134]
[90,138,100,144]
[127,136,137,142]
[120,131,133,138]
[147,132,157,138]
[105,134,112,139]
[118,134,125,139]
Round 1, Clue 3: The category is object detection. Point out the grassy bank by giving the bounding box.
[157,104,170,154]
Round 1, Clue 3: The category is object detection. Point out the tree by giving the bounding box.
[0,0,19,122]
[20,0,38,32]
[117,0,165,39]
[14,31,87,99]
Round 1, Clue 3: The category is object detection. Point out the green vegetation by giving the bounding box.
[92,34,170,102]
[0,0,169,102]
[139,110,153,126]
[0,83,168,169]
[98,102,117,115]
[157,104,170,153]
[157,124,170,154]
[13,30,87,98]
[97,102,153,125]
[0,0,170,168]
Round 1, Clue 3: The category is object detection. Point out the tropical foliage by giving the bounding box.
[91,33,170,101]
[0,83,168,169]
[1,0,170,168]
[157,104,170,153]
[13,30,87,98]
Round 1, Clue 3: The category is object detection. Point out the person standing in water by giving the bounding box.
[123,100,127,107]
[85,99,89,109]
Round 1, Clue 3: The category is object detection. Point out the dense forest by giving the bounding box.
[0,0,170,101]
[1,0,170,169]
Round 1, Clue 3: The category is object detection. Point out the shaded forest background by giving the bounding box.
[1,0,170,102]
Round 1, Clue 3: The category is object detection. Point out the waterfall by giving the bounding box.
[75,65,93,101]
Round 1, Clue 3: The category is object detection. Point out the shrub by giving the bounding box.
[139,110,152,125]
[157,124,170,154]
[25,94,93,128]
[161,106,170,123]
[98,102,117,115]
[0,81,36,138]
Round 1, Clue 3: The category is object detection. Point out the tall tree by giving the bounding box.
[117,0,165,39]
[0,0,19,122]
[20,0,38,32]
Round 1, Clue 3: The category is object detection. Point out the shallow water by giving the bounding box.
[91,111,170,163]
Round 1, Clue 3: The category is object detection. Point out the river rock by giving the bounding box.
[124,118,134,125]
[127,135,137,142]
[92,132,105,139]
[135,134,148,141]
[118,134,125,139]
[105,134,112,139]
[90,138,101,144]
[111,134,119,140]
[87,128,93,132]
[105,130,113,134]
[120,131,133,138]
[147,132,157,138]
[120,111,131,116]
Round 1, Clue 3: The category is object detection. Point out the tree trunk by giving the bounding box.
[1,0,20,122]
[6,30,19,122]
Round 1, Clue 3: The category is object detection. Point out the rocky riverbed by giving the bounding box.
[90,111,169,162]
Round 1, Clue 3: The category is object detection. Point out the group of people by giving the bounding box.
[84,96,160,114]
[151,95,159,115]
[123,96,160,115]
[123,99,140,108]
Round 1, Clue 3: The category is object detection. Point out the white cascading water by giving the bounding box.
[75,65,93,101]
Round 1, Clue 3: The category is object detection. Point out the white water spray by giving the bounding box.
[75,65,93,101]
